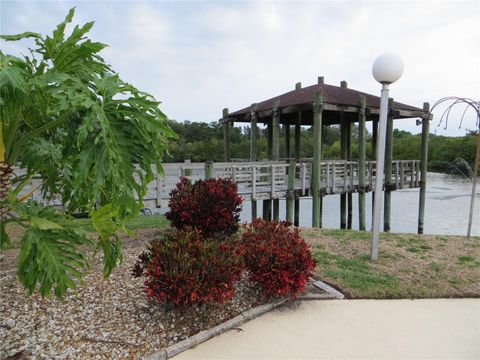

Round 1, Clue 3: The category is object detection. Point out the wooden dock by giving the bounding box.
[17,159,421,221]
[151,159,421,208]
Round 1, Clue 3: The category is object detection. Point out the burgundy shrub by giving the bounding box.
[133,228,243,306]
[241,219,316,299]
[165,177,243,238]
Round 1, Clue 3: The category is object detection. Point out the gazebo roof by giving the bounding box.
[224,81,424,125]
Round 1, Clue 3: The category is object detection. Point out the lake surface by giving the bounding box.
[239,172,479,236]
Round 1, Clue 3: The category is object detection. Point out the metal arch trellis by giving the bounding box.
[428,96,480,239]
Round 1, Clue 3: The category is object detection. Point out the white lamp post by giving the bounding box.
[371,53,404,261]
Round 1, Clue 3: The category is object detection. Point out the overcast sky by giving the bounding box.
[1,0,479,136]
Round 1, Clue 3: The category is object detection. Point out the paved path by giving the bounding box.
[175,299,480,359]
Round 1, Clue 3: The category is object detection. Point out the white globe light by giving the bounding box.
[372,53,404,84]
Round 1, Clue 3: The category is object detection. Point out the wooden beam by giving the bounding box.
[231,103,426,123]
[358,95,367,230]
[223,108,230,162]
[312,92,324,228]
[417,102,430,234]
[384,98,394,232]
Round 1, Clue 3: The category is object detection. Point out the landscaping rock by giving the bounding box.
[0,229,265,360]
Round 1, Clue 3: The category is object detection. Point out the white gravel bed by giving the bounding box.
[0,229,264,359]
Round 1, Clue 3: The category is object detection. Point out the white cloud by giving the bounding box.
[1,0,479,135]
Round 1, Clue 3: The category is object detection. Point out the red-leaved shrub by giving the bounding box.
[241,219,316,299]
[132,228,243,306]
[165,177,243,238]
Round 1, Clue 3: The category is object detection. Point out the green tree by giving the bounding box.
[0,9,175,297]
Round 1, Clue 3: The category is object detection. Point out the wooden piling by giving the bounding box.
[294,107,302,227]
[263,119,273,220]
[285,124,291,159]
[223,108,230,162]
[205,161,214,179]
[358,95,367,230]
[272,100,280,221]
[312,92,324,228]
[417,102,430,234]
[250,104,258,220]
[182,159,192,177]
[340,114,347,229]
[346,120,352,230]
[267,121,273,159]
[384,98,394,232]
[339,81,349,229]
[286,160,296,223]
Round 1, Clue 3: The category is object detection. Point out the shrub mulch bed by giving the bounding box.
[0,229,266,360]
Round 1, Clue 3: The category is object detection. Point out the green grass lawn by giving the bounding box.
[5,215,479,299]
[74,214,170,232]
[303,228,480,299]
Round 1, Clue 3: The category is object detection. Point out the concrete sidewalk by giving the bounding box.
[175,299,480,359]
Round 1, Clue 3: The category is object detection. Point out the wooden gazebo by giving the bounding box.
[221,77,431,233]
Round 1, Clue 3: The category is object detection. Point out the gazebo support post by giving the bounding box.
[358,95,367,230]
[341,81,353,230]
[384,98,394,232]
[312,92,324,227]
[417,102,430,234]
[340,114,347,229]
[285,124,290,159]
[272,100,280,221]
[319,124,324,228]
[223,108,230,162]
[372,118,378,217]
[347,120,353,229]
[263,120,273,220]
[250,104,258,220]
[339,81,348,230]
[286,159,296,223]
[294,110,301,227]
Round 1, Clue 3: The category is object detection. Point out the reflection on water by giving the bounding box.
[240,172,479,236]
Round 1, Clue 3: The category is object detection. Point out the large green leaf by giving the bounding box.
[14,201,92,297]
[0,32,41,41]
[92,204,124,277]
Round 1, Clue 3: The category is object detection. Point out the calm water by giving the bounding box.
[240,172,479,236]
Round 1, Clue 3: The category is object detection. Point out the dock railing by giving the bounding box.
[15,159,421,209]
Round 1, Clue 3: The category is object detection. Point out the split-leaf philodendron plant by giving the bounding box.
[0,9,176,298]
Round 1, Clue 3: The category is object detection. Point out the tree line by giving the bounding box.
[165,120,477,175]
